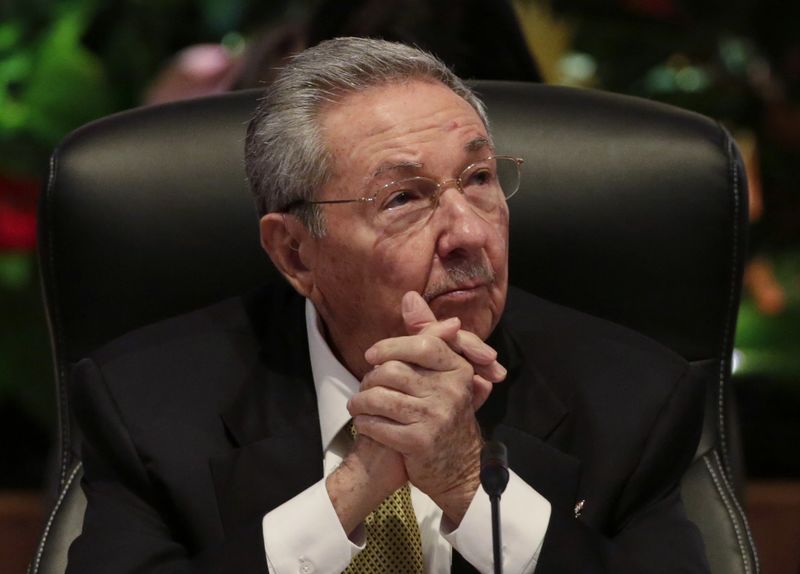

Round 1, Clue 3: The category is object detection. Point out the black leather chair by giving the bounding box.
[31,82,758,573]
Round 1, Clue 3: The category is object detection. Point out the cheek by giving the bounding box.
[489,216,510,272]
[495,208,510,248]
[315,238,367,304]
[316,228,435,328]
[487,216,510,323]
[372,230,435,291]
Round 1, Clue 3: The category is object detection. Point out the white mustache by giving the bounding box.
[423,259,495,301]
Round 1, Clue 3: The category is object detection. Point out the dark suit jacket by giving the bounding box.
[66,282,709,573]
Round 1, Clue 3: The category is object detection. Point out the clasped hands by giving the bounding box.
[327,291,506,534]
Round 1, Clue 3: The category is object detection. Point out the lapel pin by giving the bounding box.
[574,499,585,518]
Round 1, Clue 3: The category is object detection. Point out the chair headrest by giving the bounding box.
[40,81,746,364]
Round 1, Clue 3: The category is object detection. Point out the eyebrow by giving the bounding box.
[368,136,493,180]
[464,137,491,152]
[371,160,423,179]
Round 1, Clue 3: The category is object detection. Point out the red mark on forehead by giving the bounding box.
[447,120,460,131]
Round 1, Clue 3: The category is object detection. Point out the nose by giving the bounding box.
[432,185,491,259]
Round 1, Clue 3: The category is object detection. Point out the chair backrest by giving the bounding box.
[33,82,758,573]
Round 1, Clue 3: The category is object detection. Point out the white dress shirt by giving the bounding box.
[261,300,551,573]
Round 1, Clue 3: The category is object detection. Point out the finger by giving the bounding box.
[420,325,504,381]
[421,326,504,382]
[402,291,437,334]
[353,414,417,454]
[452,329,496,364]
[471,374,493,410]
[403,291,500,370]
[366,330,504,382]
[473,360,507,384]
[365,334,466,372]
[360,360,430,397]
[348,386,423,425]
[417,317,461,342]
[426,328,504,382]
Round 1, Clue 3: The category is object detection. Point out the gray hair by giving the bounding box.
[244,36,490,237]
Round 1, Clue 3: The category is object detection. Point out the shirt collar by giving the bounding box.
[305,299,361,452]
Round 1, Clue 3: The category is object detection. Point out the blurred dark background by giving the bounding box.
[1,0,798,572]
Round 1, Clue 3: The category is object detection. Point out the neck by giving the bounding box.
[315,313,371,380]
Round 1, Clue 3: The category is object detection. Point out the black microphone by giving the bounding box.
[480,441,509,574]
[480,441,509,497]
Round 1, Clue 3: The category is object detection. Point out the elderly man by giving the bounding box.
[67,38,708,573]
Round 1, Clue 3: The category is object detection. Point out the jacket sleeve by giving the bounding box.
[66,357,268,574]
[535,366,710,574]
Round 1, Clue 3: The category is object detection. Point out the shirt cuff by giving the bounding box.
[442,469,551,574]
[263,479,364,574]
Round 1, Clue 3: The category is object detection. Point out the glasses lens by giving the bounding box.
[495,157,521,200]
[369,157,522,235]
[373,177,438,232]
[460,157,521,211]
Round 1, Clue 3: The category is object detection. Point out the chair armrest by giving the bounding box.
[29,462,86,574]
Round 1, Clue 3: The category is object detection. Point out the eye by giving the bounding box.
[378,179,431,211]
[383,190,421,210]
[464,166,495,187]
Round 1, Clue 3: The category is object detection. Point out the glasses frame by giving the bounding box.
[282,155,524,213]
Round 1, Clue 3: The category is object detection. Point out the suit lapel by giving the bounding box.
[208,286,583,554]
[453,319,582,573]
[210,290,324,536]
[479,322,582,514]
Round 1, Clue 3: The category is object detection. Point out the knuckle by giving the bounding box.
[382,360,413,388]
[350,392,372,416]
[417,335,434,355]
[361,368,380,390]
[417,400,434,419]
[352,416,367,435]
[383,359,406,378]
[404,397,424,418]
[357,418,377,439]
[457,360,474,380]
[420,334,447,355]
[397,401,414,421]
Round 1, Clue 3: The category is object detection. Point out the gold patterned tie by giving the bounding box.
[344,423,423,573]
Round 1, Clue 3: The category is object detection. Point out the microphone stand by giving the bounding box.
[480,441,509,574]
[489,491,502,574]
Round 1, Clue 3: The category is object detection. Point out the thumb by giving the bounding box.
[401,291,437,335]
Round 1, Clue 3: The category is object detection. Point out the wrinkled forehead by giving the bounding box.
[318,80,491,177]
[320,78,489,136]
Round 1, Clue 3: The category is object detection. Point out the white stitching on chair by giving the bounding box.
[704,454,751,574]
[713,450,761,574]
[28,462,82,574]
[717,130,741,483]
[43,150,72,492]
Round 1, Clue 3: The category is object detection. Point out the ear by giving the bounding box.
[259,213,316,297]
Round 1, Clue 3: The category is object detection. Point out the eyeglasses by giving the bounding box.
[285,155,523,234]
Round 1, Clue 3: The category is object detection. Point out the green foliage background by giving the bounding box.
[1,0,798,483]
[0,0,306,175]
[0,0,305,460]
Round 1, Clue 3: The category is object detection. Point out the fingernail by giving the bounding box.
[402,291,423,315]
[493,362,507,380]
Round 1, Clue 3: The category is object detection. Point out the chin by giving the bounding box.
[430,298,495,339]
[465,311,498,339]
[426,281,506,338]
